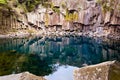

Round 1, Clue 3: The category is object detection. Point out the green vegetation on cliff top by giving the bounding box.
[0,0,7,4]
[0,0,48,12]
[18,0,48,12]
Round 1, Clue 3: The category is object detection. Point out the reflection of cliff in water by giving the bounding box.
[0,36,120,76]
[0,52,54,76]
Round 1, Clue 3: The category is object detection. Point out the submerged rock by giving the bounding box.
[74,61,120,80]
[0,72,46,80]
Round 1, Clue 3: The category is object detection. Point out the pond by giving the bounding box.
[0,36,120,80]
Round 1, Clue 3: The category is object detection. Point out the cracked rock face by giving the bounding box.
[0,0,119,35]
[74,61,120,80]
[0,72,46,80]
[19,0,120,32]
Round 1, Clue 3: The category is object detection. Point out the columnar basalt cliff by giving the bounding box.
[0,0,29,34]
[25,0,120,35]
[0,0,120,38]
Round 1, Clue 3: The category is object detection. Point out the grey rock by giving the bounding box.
[0,72,46,80]
[74,61,120,80]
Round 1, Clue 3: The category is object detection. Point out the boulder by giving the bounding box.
[74,61,120,80]
[0,72,46,80]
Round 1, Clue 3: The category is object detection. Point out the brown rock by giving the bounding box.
[74,61,120,80]
[0,72,46,80]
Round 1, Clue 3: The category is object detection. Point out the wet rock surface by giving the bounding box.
[0,72,46,80]
[74,61,120,80]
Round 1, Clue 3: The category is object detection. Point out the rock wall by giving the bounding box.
[0,1,29,33]
[25,0,120,35]
[0,9,17,31]
[0,0,119,36]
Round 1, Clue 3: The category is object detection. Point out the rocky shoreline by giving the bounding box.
[0,30,30,38]
[0,30,119,40]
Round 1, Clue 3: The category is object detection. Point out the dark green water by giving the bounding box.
[0,36,120,80]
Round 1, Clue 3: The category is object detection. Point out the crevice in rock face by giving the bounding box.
[87,0,93,1]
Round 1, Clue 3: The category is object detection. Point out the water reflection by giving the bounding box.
[0,53,53,76]
[45,65,78,80]
[0,36,120,80]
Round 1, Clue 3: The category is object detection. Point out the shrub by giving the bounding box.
[0,0,7,5]
[65,9,78,21]
[96,0,114,13]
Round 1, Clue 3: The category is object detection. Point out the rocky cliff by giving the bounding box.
[0,0,120,37]
[0,0,28,34]
[26,0,120,33]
